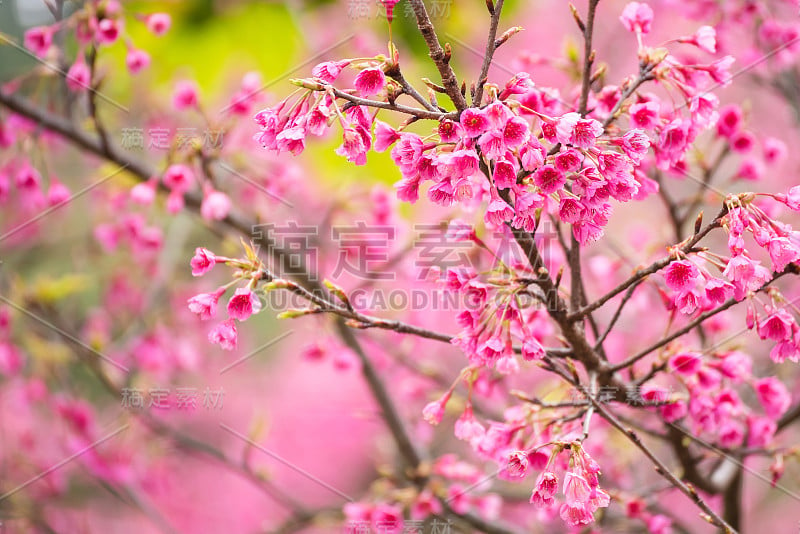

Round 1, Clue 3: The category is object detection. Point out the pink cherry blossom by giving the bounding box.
[768,237,800,272]
[505,451,529,478]
[190,247,217,277]
[662,259,700,292]
[354,67,386,96]
[502,116,530,148]
[146,13,172,36]
[620,2,654,34]
[201,190,232,221]
[66,60,91,92]
[126,49,151,74]
[390,134,424,175]
[374,120,400,152]
[187,288,225,320]
[454,406,485,442]
[438,119,464,143]
[533,164,566,194]
[757,308,796,341]
[24,26,53,57]
[680,25,716,53]
[530,471,558,508]
[460,108,490,138]
[208,319,237,351]
[173,80,200,110]
[754,377,791,418]
[556,112,603,149]
[226,288,261,321]
[335,125,369,165]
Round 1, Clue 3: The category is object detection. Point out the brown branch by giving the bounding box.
[408,0,468,111]
[472,0,505,106]
[325,86,455,120]
[386,68,440,113]
[594,279,643,350]
[568,209,727,322]
[577,0,599,117]
[601,62,657,129]
[586,397,736,532]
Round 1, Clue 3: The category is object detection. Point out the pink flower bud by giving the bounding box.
[422,393,450,425]
[166,190,185,213]
[96,18,121,45]
[311,60,350,83]
[669,352,702,375]
[173,80,200,110]
[162,164,195,192]
[126,48,150,74]
[620,2,654,34]
[208,319,237,351]
[380,0,401,22]
[763,137,787,165]
[200,190,231,221]
[0,342,23,376]
[130,181,156,205]
[146,13,172,36]
[66,60,91,92]
[47,180,71,206]
[24,26,53,58]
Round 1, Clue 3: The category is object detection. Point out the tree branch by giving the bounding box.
[408,0,468,111]
[472,0,505,106]
[610,268,794,374]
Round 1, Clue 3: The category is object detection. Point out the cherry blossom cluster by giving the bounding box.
[442,263,552,374]
[343,454,504,533]
[659,191,800,359]
[187,246,267,351]
[23,1,170,88]
[252,8,741,257]
[528,442,610,528]
[0,159,71,215]
[656,0,800,66]
[640,349,790,453]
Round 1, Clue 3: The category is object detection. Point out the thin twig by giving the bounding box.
[472,0,505,106]
[325,85,455,120]
[568,209,727,321]
[408,0,468,111]
[586,396,736,532]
